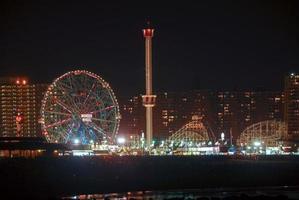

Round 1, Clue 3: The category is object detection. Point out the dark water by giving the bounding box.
[64,186,299,200]
[1,156,299,199]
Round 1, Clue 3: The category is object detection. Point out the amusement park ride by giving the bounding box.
[37,68,294,155]
[39,24,154,149]
[36,25,295,156]
[40,70,120,145]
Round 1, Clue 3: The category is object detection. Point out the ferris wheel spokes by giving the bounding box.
[41,70,120,144]
[53,98,74,114]
[85,122,106,138]
[83,81,97,106]
[90,105,115,114]
[55,82,82,112]
[44,118,72,129]
[90,117,115,123]
[43,110,72,117]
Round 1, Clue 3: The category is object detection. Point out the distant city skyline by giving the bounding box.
[0,73,298,144]
[120,90,284,142]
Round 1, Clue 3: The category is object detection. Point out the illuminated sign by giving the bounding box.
[81,114,92,122]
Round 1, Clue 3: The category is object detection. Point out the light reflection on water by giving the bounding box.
[64,190,203,200]
[63,186,299,200]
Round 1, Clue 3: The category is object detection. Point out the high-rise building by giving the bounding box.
[120,91,212,140]
[0,77,48,137]
[212,91,284,143]
[120,95,144,136]
[284,73,299,140]
[120,90,284,143]
[154,91,212,139]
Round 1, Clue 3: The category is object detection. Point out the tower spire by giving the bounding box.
[142,24,156,148]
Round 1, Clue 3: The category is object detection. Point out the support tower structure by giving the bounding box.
[142,26,156,147]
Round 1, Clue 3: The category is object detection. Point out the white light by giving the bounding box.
[170,141,174,147]
[117,137,125,144]
[254,141,261,146]
[72,150,93,156]
[221,132,225,141]
[74,138,80,145]
[81,114,92,122]
[150,141,155,147]
[291,73,295,76]
[90,140,94,144]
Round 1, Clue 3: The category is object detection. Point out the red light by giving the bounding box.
[22,80,27,85]
[16,80,20,84]
[143,28,154,37]
[16,114,23,122]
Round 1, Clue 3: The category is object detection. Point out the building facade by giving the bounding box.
[120,90,284,143]
[0,77,48,137]
[284,73,299,140]
[211,91,284,143]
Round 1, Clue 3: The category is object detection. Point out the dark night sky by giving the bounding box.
[0,1,298,97]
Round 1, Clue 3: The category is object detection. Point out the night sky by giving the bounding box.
[0,1,298,97]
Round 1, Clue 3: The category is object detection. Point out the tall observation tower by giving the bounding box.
[142,25,156,147]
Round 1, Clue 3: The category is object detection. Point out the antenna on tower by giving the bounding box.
[146,20,152,28]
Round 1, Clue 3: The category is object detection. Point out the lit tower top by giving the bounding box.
[142,23,156,147]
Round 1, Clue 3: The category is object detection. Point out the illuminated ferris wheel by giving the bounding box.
[40,70,120,144]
